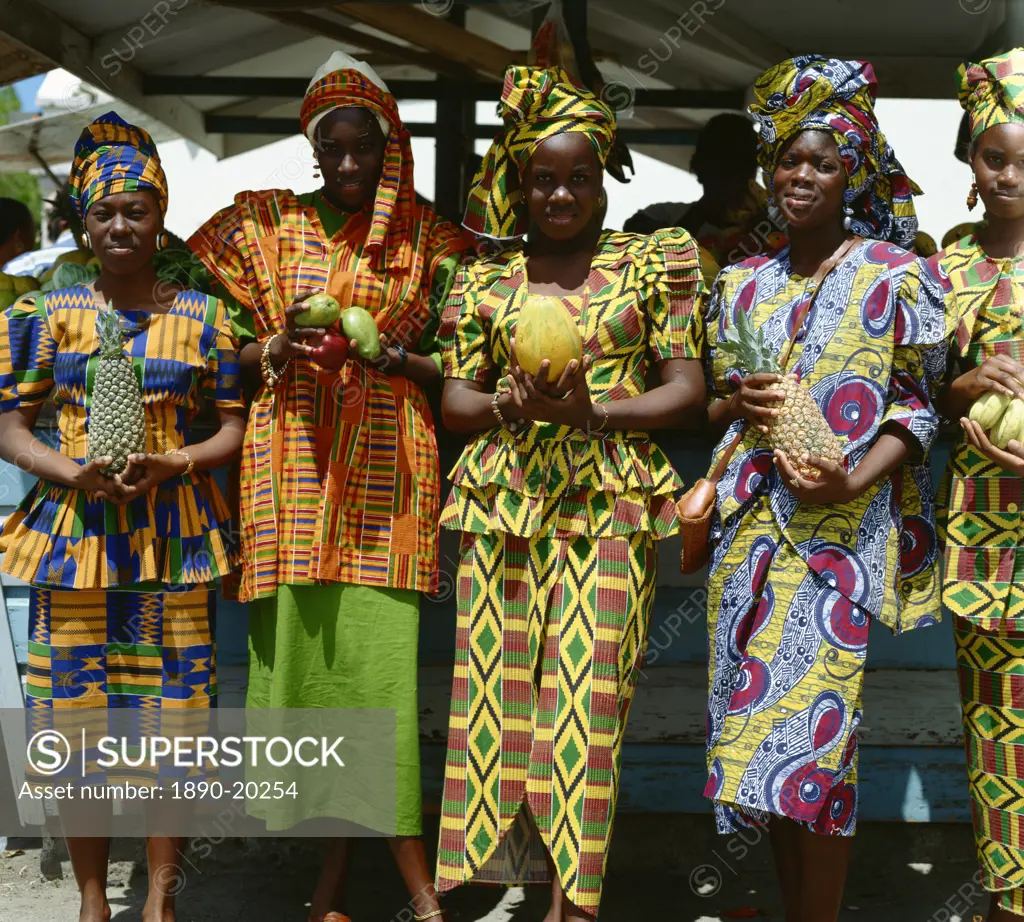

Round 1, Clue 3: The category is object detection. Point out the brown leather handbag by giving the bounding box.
[677,237,861,574]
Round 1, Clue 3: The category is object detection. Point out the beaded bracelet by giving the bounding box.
[491,391,519,433]
[261,335,291,388]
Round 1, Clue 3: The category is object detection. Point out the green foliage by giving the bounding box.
[0,85,42,242]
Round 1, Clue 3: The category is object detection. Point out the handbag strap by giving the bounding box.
[707,235,862,484]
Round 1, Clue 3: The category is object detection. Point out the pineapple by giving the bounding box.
[87,301,146,475]
[718,308,843,479]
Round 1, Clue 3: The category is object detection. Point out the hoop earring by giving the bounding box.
[966,182,979,211]
[842,203,854,232]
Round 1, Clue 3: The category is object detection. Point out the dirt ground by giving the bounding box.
[0,816,991,922]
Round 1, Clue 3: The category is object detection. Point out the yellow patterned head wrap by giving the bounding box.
[748,55,921,249]
[69,111,168,220]
[464,65,616,240]
[957,48,1024,141]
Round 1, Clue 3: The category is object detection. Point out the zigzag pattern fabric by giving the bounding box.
[464,65,616,241]
[936,235,1024,628]
[435,228,704,915]
[957,622,1024,909]
[0,287,243,589]
[957,48,1024,140]
[937,231,1024,913]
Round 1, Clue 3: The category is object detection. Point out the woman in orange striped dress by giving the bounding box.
[189,51,471,921]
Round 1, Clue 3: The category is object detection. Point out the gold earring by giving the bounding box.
[967,182,979,211]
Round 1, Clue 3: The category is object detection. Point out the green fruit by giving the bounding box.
[341,307,381,360]
[12,275,37,295]
[0,289,17,311]
[54,249,93,267]
[294,293,342,328]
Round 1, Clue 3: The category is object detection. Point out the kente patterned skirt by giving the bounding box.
[24,585,216,787]
[436,529,655,917]
[705,519,869,836]
[956,618,1024,913]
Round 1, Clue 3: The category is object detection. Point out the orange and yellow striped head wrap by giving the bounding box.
[465,65,617,240]
[300,51,414,267]
[69,111,168,220]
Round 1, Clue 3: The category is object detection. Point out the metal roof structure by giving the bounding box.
[0,0,1018,217]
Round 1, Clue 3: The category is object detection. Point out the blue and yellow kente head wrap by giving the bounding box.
[465,65,616,240]
[69,111,168,221]
[748,55,921,250]
[957,47,1024,141]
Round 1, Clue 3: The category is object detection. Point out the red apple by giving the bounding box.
[311,332,350,371]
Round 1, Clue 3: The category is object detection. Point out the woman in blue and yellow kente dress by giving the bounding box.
[702,57,948,918]
[0,113,245,922]
[434,65,708,919]
[933,48,1024,920]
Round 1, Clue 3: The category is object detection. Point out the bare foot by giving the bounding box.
[79,894,111,922]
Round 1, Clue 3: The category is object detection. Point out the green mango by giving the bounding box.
[294,292,341,328]
[341,306,381,360]
[0,289,17,311]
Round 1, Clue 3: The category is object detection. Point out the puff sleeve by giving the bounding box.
[438,262,495,384]
[638,228,707,362]
[0,295,57,412]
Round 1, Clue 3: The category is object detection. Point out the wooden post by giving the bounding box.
[433,5,475,223]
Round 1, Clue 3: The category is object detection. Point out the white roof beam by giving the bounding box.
[0,0,224,156]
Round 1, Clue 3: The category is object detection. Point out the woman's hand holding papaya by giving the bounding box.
[504,339,599,430]
[961,417,1024,476]
[958,355,1024,402]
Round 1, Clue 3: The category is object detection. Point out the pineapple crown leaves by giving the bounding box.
[95,300,127,359]
[717,307,782,375]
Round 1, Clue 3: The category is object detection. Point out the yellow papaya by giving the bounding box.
[514,295,583,384]
[992,398,1024,449]
[969,391,1012,430]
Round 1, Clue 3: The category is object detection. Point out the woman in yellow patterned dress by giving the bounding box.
[0,113,244,922]
[934,48,1024,921]
[703,57,948,919]
[435,65,708,920]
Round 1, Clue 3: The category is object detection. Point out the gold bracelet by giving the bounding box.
[167,448,194,477]
[261,335,290,388]
[592,402,610,433]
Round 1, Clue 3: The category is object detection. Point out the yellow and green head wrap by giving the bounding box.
[464,65,616,240]
[748,55,921,250]
[957,48,1024,142]
[69,111,168,220]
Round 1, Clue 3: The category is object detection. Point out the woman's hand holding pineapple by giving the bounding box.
[773,449,859,505]
[727,372,787,433]
[504,341,601,430]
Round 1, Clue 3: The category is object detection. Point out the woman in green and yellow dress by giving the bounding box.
[934,48,1024,920]
[435,65,708,920]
